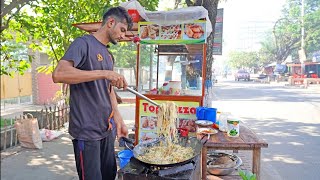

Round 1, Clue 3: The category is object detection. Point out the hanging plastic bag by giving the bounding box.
[120,0,149,21]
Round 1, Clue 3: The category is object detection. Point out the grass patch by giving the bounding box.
[0,118,15,127]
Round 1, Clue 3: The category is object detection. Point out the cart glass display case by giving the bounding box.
[137,44,204,97]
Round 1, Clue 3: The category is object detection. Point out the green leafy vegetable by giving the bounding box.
[239,170,257,180]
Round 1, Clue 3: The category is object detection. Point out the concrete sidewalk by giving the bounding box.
[1,103,280,180]
[1,131,78,180]
[0,103,136,180]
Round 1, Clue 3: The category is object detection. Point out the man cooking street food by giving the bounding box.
[52,6,132,180]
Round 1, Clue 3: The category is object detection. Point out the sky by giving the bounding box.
[216,0,286,69]
[219,0,286,52]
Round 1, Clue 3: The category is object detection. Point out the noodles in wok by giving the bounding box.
[137,102,194,164]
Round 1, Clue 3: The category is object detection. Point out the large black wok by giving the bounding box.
[121,137,203,167]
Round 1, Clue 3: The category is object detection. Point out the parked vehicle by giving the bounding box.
[235,70,250,81]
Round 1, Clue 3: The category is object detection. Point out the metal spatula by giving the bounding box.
[126,87,160,107]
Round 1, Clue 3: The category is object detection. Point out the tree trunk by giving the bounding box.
[195,0,219,106]
[1,0,36,32]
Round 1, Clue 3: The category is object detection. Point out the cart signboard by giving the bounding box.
[138,20,207,44]
[138,100,200,143]
[212,8,223,55]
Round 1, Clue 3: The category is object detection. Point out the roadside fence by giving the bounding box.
[0,102,69,151]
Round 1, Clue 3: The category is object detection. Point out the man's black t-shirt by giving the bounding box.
[62,34,113,140]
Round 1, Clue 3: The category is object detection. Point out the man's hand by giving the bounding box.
[105,71,128,89]
[113,115,128,138]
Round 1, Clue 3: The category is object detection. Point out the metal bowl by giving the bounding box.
[207,152,242,176]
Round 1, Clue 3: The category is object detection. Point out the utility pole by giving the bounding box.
[299,0,306,75]
[301,0,305,50]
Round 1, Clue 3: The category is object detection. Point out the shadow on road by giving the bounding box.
[242,117,320,180]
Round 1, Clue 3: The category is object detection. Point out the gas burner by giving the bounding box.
[118,155,200,180]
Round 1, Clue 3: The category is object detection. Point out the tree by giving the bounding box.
[1,9,40,76]
[1,0,159,76]
[227,51,259,70]
[1,0,38,31]
[304,3,320,55]
[258,34,278,66]
[185,0,219,81]
[269,0,320,63]
[272,18,300,63]
[108,42,155,80]
[183,0,219,106]
[0,40,31,77]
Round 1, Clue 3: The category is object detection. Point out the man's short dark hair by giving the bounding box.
[102,6,133,30]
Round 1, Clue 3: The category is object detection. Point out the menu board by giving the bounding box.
[138,20,207,44]
[137,100,200,143]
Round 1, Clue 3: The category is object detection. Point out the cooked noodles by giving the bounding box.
[137,101,194,164]
[157,101,178,144]
[137,143,194,164]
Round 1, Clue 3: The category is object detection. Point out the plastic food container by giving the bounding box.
[218,112,230,132]
[195,120,213,127]
[196,107,217,124]
[168,81,181,95]
[227,119,240,137]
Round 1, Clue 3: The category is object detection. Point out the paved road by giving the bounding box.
[212,77,320,180]
[1,79,319,180]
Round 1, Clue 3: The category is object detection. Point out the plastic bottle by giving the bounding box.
[218,112,230,132]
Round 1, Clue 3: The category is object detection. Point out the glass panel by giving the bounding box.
[138,44,203,96]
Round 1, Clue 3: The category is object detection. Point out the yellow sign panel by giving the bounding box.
[138,100,200,143]
[138,20,207,44]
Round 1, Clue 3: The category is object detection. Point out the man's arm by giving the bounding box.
[52,60,127,88]
[110,87,128,138]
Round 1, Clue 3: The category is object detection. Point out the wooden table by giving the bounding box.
[200,123,268,180]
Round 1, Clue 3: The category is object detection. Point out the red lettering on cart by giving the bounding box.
[183,107,189,114]
[190,107,196,114]
[149,105,155,112]
[142,103,159,113]
[142,103,148,112]
[142,102,195,115]
[177,106,196,114]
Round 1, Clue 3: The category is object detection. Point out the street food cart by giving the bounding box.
[73,6,212,143]
[73,5,221,180]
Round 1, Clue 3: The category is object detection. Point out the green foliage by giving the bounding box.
[264,0,320,63]
[109,42,137,68]
[258,34,277,66]
[227,51,259,69]
[109,43,155,68]
[1,0,159,76]
[140,0,160,11]
[0,40,31,77]
[0,118,15,128]
[304,7,320,54]
[239,170,257,180]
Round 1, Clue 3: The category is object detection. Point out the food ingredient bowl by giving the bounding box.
[207,152,242,176]
[198,127,218,139]
[195,120,213,127]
